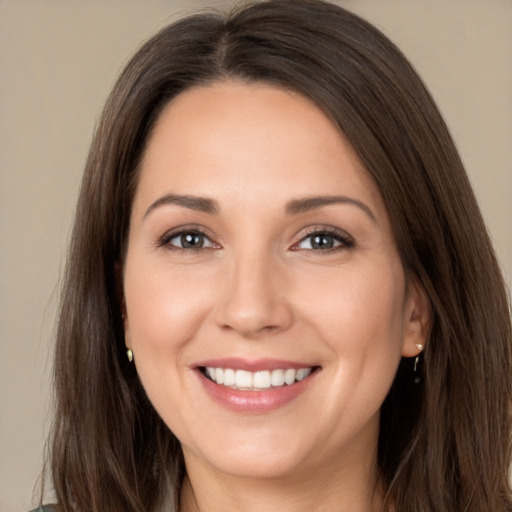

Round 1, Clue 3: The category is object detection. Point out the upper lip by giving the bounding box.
[193,357,319,372]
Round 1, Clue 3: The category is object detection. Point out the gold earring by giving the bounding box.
[127,349,133,362]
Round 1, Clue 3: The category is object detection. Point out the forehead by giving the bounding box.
[134,81,386,220]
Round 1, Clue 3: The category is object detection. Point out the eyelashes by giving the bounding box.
[291,227,354,252]
[157,226,219,252]
[157,225,354,254]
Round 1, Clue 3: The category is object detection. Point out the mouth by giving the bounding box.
[193,358,321,412]
[200,366,318,391]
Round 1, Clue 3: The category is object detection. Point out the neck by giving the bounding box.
[179,444,385,512]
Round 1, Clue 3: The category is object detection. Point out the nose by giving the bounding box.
[214,249,293,338]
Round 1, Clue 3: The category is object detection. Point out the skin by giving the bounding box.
[123,81,430,512]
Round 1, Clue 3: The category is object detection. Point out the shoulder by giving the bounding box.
[28,506,56,512]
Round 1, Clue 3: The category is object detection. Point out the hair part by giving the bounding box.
[47,1,512,511]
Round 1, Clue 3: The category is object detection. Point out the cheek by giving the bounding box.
[123,257,218,358]
[122,258,219,430]
[297,258,406,366]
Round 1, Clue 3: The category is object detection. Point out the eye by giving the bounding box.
[160,229,217,250]
[293,229,354,251]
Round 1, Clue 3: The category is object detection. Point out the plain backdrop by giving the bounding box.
[0,1,511,510]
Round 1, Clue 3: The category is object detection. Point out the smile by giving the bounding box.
[202,367,314,390]
[194,359,320,412]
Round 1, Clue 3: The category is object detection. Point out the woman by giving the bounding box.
[40,0,512,510]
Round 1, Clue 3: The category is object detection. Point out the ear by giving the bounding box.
[115,262,130,349]
[401,276,431,358]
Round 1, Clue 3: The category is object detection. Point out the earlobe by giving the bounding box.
[123,310,133,361]
[401,277,431,358]
[124,317,131,349]
[122,306,131,351]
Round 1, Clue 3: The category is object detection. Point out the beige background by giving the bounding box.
[1,1,511,510]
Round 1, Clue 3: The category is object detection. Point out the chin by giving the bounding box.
[183,431,313,480]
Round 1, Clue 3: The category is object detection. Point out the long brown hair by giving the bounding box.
[47,1,512,510]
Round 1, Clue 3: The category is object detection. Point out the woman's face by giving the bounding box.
[123,82,428,481]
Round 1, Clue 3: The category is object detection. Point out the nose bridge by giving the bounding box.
[216,243,292,337]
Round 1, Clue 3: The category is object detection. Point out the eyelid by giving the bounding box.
[290,225,355,252]
[157,224,221,250]
[156,223,353,252]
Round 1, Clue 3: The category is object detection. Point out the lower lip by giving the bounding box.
[196,370,316,413]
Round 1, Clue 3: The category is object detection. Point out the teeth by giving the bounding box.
[223,368,236,386]
[203,366,313,389]
[296,368,311,381]
[284,369,296,385]
[253,371,271,389]
[271,369,285,387]
[235,370,252,388]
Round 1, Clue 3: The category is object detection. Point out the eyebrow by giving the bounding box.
[143,193,376,223]
[285,195,376,223]
[144,194,219,218]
